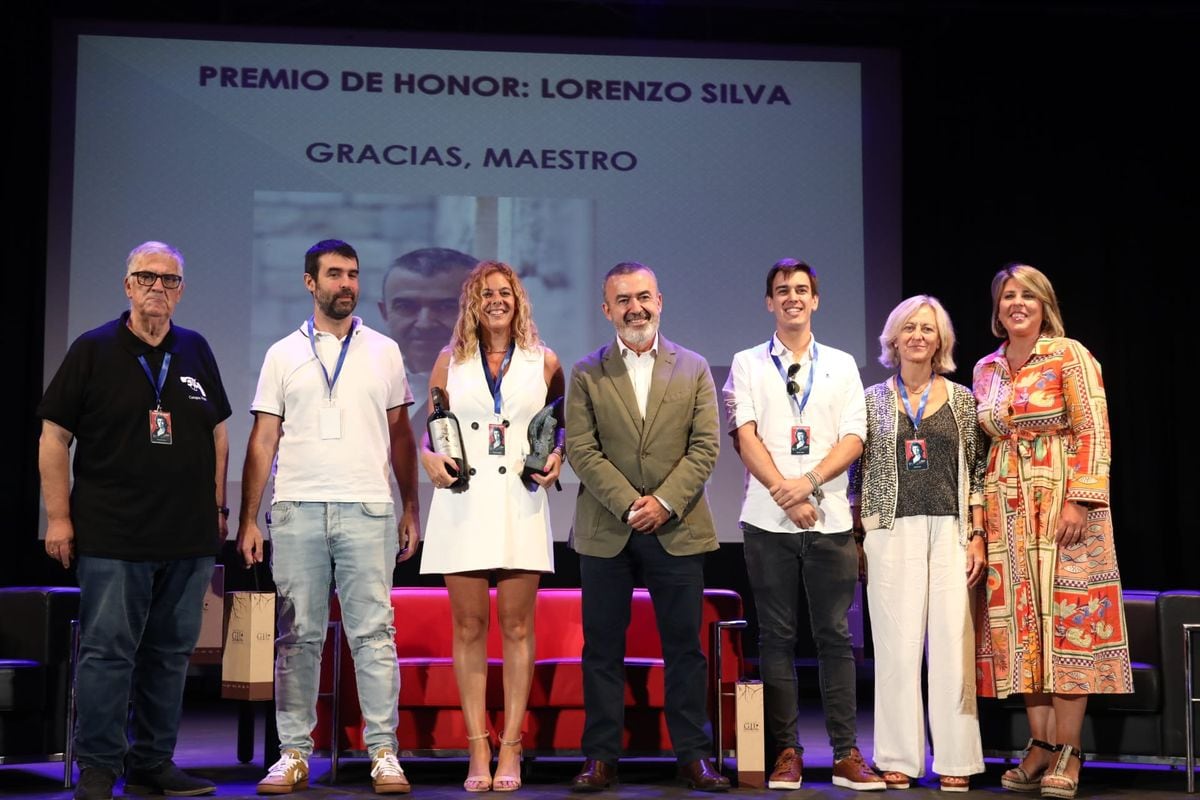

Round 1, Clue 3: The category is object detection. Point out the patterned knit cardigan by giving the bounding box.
[847,378,986,543]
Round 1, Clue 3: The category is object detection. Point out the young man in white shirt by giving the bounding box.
[723,259,882,792]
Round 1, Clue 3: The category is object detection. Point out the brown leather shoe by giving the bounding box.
[831,747,885,791]
[767,747,803,790]
[571,759,616,792]
[678,759,731,792]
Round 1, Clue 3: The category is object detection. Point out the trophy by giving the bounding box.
[521,397,564,490]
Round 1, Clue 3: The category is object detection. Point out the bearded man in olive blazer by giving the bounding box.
[565,262,728,792]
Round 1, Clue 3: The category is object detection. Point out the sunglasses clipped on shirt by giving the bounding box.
[785,362,802,395]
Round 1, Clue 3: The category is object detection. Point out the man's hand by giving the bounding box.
[628,495,671,533]
[785,500,819,529]
[45,518,75,568]
[237,520,265,567]
[770,477,814,510]
[396,511,420,563]
[217,511,229,548]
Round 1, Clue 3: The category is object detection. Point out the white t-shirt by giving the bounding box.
[251,318,413,503]
[723,334,866,534]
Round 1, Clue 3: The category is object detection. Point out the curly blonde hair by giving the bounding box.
[450,261,540,363]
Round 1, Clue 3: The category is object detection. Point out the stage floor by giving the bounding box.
[2,698,1196,799]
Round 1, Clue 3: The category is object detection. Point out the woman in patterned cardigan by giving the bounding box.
[973,264,1131,799]
[849,295,987,792]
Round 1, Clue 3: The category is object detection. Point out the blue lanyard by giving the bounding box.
[897,373,934,431]
[137,352,172,410]
[307,316,356,401]
[481,341,515,415]
[768,336,817,419]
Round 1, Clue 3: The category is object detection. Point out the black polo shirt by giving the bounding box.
[38,312,232,561]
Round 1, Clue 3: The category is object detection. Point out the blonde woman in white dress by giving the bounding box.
[420,261,564,793]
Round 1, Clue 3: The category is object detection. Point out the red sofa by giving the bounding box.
[313,587,744,768]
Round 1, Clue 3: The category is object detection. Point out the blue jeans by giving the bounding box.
[742,524,858,759]
[74,555,215,774]
[578,533,712,764]
[270,501,399,757]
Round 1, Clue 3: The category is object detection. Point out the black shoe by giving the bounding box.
[678,759,731,792]
[75,768,116,800]
[124,761,216,796]
[571,759,617,792]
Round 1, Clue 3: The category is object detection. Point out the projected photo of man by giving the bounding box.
[379,248,477,413]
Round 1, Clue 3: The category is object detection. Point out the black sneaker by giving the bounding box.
[124,761,216,796]
[75,767,116,800]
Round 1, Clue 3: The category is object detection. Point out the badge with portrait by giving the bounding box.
[905,438,929,471]
[488,423,506,456]
[790,425,811,456]
[149,411,173,445]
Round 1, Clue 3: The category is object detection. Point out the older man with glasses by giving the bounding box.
[39,241,232,800]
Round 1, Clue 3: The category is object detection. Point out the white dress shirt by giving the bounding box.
[619,334,659,419]
[616,334,674,516]
[723,333,866,533]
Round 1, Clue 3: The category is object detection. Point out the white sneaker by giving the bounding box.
[257,749,309,795]
[370,748,411,794]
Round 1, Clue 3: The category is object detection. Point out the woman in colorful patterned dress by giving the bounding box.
[973,264,1132,799]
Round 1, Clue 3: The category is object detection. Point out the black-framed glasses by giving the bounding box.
[785,362,801,395]
[131,271,182,289]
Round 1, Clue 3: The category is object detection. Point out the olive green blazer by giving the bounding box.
[565,335,720,558]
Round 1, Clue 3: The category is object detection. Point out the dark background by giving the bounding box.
[10,2,1198,609]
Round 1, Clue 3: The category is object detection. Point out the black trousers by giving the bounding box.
[578,533,712,764]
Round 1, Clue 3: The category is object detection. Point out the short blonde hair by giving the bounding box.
[878,294,957,374]
[449,261,540,363]
[989,263,1065,339]
[125,241,184,277]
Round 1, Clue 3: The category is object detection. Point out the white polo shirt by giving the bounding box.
[251,317,413,503]
[722,334,866,534]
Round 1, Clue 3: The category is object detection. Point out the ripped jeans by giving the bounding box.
[269,501,400,757]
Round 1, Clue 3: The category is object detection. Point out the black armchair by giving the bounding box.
[0,587,80,785]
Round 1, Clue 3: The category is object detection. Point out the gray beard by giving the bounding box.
[619,320,657,349]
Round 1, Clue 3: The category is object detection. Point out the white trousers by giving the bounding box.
[864,514,984,777]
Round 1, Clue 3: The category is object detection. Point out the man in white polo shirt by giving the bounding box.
[723,259,882,792]
[236,239,420,795]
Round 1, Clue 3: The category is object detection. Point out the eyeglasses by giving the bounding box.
[131,271,182,289]
[390,298,459,317]
[785,362,802,395]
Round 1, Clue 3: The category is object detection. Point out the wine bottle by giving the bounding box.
[427,386,468,491]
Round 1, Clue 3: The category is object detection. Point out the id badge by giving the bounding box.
[904,438,929,471]
[319,406,342,440]
[488,423,506,456]
[790,425,811,455]
[149,410,173,445]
